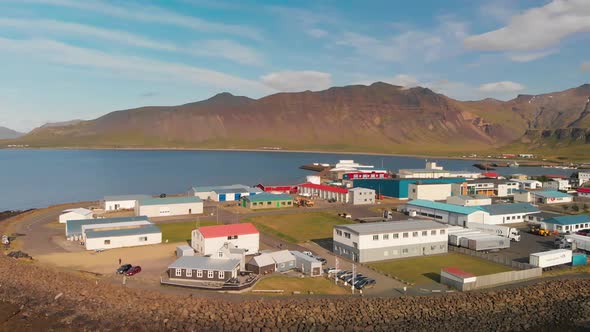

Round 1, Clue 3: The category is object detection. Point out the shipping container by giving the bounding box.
[467,235,510,251]
[572,253,587,266]
[565,234,590,252]
[449,231,482,246]
[529,249,572,268]
[466,222,521,242]
[458,233,490,248]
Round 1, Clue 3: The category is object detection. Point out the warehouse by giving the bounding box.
[291,251,323,276]
[191,223,259,256]
[446,195,491,206]
[84,224,162,251]
[135,196,203,217]
[345,178,465,199]
[246,250,296,274]
[537,215,590,234]
[530,190,573,204]
[333,220,448,263]
[400,200,487,226]
[348,187,376,205]
[166,256,240,283]
[298,183,350,203]
[59,208,93,224]
[103,194,151,211]
[477,203,539,225]
[241,193,294,210]
[408,183,452,201]
[189,184,262,202]
[65,215,151,238]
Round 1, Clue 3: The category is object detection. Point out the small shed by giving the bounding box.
[176,245,195,257]
[291,251,322,277]
[246,254,276,275]
[270,250,296,272]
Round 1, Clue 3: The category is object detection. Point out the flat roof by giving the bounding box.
[335,219,447,235]
[84,224,161,239]
[544,215,590,225]
[61,208,93,216]
[244,193,293,202]
[530,190,572,198]
[138,196,202,206]
[478,203,539,215]
[168,256,240,271]
[290,250,321,263]
[407,199,483,215]
[66,216,149,236]
[299,183,348,194]
[191,184,261,193]
[104,194,151,201]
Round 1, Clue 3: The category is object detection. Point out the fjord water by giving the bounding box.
[0,149,574,211]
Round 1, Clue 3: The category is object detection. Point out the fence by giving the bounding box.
[442,268,542,291]
[449,245,535,270]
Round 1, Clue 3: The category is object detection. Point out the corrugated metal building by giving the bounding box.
[348,178,466,199]
[135,196,203,217]
[190,184,262,202]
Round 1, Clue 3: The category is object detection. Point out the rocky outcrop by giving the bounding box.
[0,254,589,331]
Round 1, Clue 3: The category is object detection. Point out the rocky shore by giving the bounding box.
[1,255,589,331]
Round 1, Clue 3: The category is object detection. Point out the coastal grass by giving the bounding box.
[252,276,347,295]
[159,220,217,243]
[368,253,512,284]
[243,212,353,243]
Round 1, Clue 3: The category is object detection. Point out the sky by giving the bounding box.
[0,0,589,132]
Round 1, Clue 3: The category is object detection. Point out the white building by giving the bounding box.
[348,187,376,205]
[577,188,590,198]
[525,190,574,204]
[512,179,543,190]
[476,203,539,225]
[400,200,487,226]
[135,196,203,217]
[59,208,93,224]
[408,183,452,201]
[189,184,262,202]
[191,223,259,256]
[574,172,590,187]
[537,215,590,234]
[542,179,571,191]
[398,161,480,179]
[446,195,492,206]
[103,194,151,211]
[333,220,448,263]
[298,183,350,203]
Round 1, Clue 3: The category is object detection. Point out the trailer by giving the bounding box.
[466,222,521,242]
[458,234,492,248]
[466,235,510,251]
[529,249,572,268]
[449,231,482,246]
[565,234,590,252]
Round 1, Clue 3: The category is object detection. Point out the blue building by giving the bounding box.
[349,178,466,199]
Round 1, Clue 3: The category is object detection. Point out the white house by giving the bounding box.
[333,220,448,263]
[189,184,262,202]
[135,196,203,217]
[400,200,487,226]
[543,179,571,191]
[408,183,452,201]
[446,195,492,206]
[191,223,259,256]
[298,183,350,203]
[103,194,151,211]
[59,208,93,224]
[512,179,543,190]
[348,187,376,205]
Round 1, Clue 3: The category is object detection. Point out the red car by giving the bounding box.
[125,266,141,276]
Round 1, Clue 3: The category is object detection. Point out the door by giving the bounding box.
[235,193,241,200]
[189,209,192,214]
[219,194,226,202]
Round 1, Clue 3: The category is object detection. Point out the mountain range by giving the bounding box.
[5,82,590,159]
[0,126,23,139]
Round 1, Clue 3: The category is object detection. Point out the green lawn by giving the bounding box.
[368,253,512,284]
[252,276,347,295]
[243,212,353,243]
[159,220,218,243]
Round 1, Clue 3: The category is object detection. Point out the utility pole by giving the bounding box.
[351,263,355,295]
[335,257,339,285]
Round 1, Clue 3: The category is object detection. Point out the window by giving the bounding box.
[267,201,271,205]
[440,245,445,249]
[139,236,147,242]
[517,215,521,219]
[422,231,427,236]
[218,271,224,279]
[431,246,436,251]
[440,230,446,235]
[197,270,203,278]
[353,242,358,249]
[287,201,292,205]
[373,235,379,241]
[393,233,399,239]
[403,233,408,238]
[383,234,389,240]
[175,268,181,277]
[186,269,192,277]
[208,271,214,278]
[218,251,223,258]
[253,202,257,206]
[344,232,351,239]
[281,202,286,205]
[431,230,436,235]
[384,250,389,256]
[227,235,238,240]
[402,248,408,254]
[336,230,342,236]
[412,232,418,237]
[104,240,111,245]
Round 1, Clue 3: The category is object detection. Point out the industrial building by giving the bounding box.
[514,190,573,204]
[333,220,448,263]
[446,195,491,206]
[135,196,203,217]
[246,250,296,274]
[342,171,390,180]
[451,179,520,197]
[298,183,350,203]
[397,162,480,179]
[408,183,452,201]
[190,184,262,202]
[536,215,590,234]
[328,159,382,180]
[400,200,487,226]
[255,184,298,194]
[103,194,151,211]
[578,188,590,198]
[476,203,539,225]
[348,187,376,205]
[191,223,259,256]
[241,193,294,210]
[59,208,93,224]
[345,178,465,199]
[291,251,323,276]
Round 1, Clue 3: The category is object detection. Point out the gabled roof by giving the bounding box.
[577,188,590,194]
[249,254,276,267]
[138,196,202,206]
[406,199,484,215]
[544,215,590,225]
[299,183,348,194]
[168,256,240,271]
[269,250,295,264]
[197,223,259,239]
[104,194,151,201]
[244,193,293,202]
[62,208,93,216]
[478,203,539,215]
[530,190,572,198]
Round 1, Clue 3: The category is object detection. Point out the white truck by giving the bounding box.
[467,222,521,242]
[565,234,590,251]
[529,249,572,268]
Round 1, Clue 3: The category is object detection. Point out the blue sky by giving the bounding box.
[0,0,589,132]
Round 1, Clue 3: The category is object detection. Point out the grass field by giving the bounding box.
[252,276,347,295]
[159,220,218,243]
[368,253,512,284]
[243,212,353,243]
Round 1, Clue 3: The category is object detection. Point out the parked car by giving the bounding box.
[324,267,340,274]
[302,251,314,257]
[125,266,142,276]
[344,274,364,284]
[336,270,350,278]
[338,272,353,280]
[315,256,327,264]
[576,229,590,236]
[116,264,133,274]
[355,278,376,289]
[327,198,337,203]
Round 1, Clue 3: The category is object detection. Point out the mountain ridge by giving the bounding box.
[0,126,24,139]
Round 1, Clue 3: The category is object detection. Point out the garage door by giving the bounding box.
[235,193,241,200]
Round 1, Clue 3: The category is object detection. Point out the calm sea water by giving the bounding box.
[0,149,574,211]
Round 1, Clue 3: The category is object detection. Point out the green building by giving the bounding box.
[241,193,294,210]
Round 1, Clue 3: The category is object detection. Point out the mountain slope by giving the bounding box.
[0,126,24,139]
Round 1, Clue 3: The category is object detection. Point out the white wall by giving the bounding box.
[408,183,452,201]
[137,202,203,217]
[447,196,492,206]
[485,213,534,225]
[349,188,375,205]
[85,232,161,250]
[403,205,487,226]
[59,211,92,224]
[497,183,519,197]
[192,230,259,256]
[514,191,531,203]
[333,227,447,250]
[105,199,138,211]
[81,220,152,234]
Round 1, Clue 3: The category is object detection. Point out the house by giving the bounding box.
[577,188,590,198]
[59,208,93,224]
[135,196,203,217]
[538,215,590,234]
[343,178,465,199]
[529,190,573,204]
[328,160,379,180]
[452,179,520,197]
[408,183,452,201]
[542,179,571,191]
[400,200,487,226]
[348,187,376,205]
[255,184,298,194]
[246,250,296,274]
[291,251,323,276]
[512,179,543,190]
[298,183,350,203]
[446,195,492,206]
[572,172,590,187]
[241,193,294,210]
[333,220,448,263]
[189,184,262,202]
[476,203,539,225]
[214,242,247,270]
[103,194,151,211]
[397,162,480,179]
[191,223,259,256]
[166,256,240,284]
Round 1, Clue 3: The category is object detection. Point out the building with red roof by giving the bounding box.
[577,187,590,198]
[191,223,259,256]
[255,183,298,194]
[298,182,350,203]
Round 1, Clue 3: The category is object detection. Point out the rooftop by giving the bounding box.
[138,196,202,206]
[530,211,564,220]
[66,216,149,236]
[577,188,590,194]
[168,256,240,271]
[544,215,590,225]
[249,253,276,267]
[197,223,259,238]
[334,219,447,235]
[191,184,261,193]
[270,250,296,264]
[243,193,293,202]
[299,182,348,194]
[530,190,572,198]
[103,194,151,201]
[478,203,539,215]
[62,208,93,216]
[290,250,322,262]
[406,199,484,215]
[84,224,161,239]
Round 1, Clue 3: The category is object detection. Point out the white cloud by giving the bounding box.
[465,0,590,51]
[581,61,590,72]
[260,70,332,92]
[189,40,263,65]
[10,0,262,40]
[478,81,525,93]
[479,0,518,23]
[0,37,272,95]
[507,50,557,62]
[306,28,328,38]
